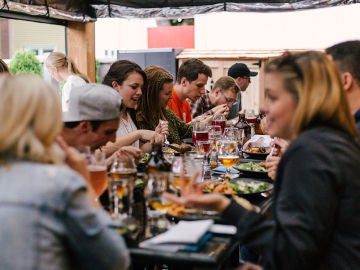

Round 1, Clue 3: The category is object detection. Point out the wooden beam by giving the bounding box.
[67,22,95,83]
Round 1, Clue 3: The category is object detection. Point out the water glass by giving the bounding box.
[184,151,206,183]
[145,172,172,215]
[109,156,137,216]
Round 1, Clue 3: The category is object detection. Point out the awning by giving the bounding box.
[0,0,359,23]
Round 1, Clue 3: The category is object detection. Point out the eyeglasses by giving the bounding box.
[221,93,237,105]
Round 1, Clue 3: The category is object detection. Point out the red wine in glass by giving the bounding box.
[192,131,209,146]
[197,140,211,153]
[212,120,226,134]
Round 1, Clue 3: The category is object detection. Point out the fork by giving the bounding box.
[159,120,170,146]
[268,137,279,157]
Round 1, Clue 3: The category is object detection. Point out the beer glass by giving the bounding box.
[87,151,108,198]
[217,140,240,177]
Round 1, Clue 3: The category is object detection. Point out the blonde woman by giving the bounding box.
[0,74,129,269]
[45,52,89,111]
[165,51,360,269]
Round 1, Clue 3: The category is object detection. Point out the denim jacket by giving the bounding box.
[0,160,129,270]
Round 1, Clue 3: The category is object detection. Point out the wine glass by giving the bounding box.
[109,156,137,217]
[217,140,240,177]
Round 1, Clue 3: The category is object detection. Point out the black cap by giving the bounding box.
[228,63,258,78]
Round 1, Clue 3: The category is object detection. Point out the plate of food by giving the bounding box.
[203,178,273,200]
[242,147,271,160]
[166,203,221,223]
[233,161,269,178]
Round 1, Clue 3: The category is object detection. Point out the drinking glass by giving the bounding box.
[109,156,137,216]
[224,126,239,140]
[192,121,209,146]
[87,151,108,198]
[217,140,240,177]
[170,156,191,191]
[207,125,222,150]
[245,109,256,125]
[145,172,172,215]
[184,151,206,183]
[212,114,226,135]
[196,140,211,155]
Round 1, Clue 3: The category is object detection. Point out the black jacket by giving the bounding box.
[222,125,360,270]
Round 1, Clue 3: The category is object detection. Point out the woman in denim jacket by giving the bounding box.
[0,74,129,270]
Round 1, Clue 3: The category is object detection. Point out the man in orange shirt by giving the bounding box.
[168,58,212,123]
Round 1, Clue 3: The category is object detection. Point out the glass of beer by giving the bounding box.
[87,151,108,198]
[109,156,137,216]
[217,140,240,177]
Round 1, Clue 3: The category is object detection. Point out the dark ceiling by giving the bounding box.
[0,0,359,24]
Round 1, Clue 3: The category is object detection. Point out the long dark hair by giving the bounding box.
[137,65,173,130]
[102,60,146,87]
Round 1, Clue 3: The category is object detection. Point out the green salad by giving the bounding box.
[236,162,267,172]
[228,180,269,194]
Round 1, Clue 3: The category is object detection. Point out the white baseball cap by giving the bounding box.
[63,83,122,122]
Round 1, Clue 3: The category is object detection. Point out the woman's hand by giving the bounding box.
[163,172,231,213]
[265,155,280,180]
[106,146,143,167]
[138,129,156,141]
[156,121,169,144]
[265,138,289,180]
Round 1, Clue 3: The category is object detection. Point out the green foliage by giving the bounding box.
[95,59,100,83]
[9,50,42,76]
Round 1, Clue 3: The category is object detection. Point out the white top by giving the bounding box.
[62,75,87,112]
[116,112,139,148]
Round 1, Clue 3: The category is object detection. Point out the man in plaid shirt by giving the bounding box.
[191,76,239,118]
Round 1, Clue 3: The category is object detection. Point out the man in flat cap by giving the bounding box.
[227,63,258,119]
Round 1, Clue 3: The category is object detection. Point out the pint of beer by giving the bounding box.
[88,151,108,197]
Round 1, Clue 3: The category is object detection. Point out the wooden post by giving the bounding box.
[67,22,96,82]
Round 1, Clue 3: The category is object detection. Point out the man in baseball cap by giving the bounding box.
[61,83,122,151]
[227,63,258,119]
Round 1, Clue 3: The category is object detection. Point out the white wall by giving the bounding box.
[95,18,157,58]
[195,4,360,50]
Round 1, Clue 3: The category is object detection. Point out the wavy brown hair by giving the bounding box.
[137,65,173,130]
[265,51,358,140]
